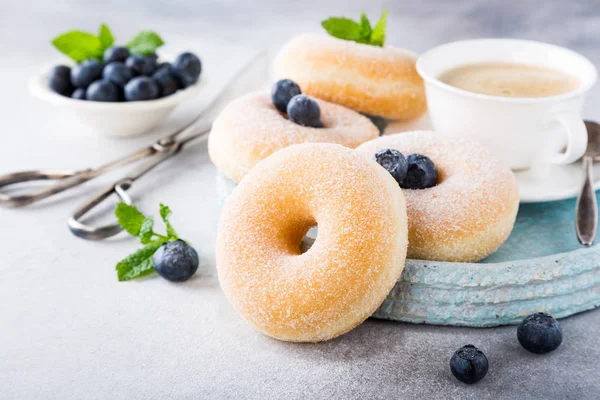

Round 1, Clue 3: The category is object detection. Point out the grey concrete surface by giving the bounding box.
[1,1,599,399]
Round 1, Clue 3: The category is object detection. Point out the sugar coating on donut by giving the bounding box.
[208,91,379,183]
[355,131,520,262]
[216,143,408,342]
[274,33,427,121]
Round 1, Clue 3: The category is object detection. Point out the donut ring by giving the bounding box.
[274,34,427,121]
[216,143,408,342]
[355,131,519,262]
[208,91,379,183]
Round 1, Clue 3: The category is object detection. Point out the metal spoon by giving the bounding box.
[575,121,600,246]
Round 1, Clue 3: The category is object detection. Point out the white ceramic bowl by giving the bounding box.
[28,60,204,138]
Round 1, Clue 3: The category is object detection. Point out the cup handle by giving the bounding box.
[551,114,588,165]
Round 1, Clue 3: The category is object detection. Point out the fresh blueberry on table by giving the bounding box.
[102,62,133,88]
[48,65,74,96]
[450,344,489,384]
[287,94,323,128]
[152,67,179,97]
[71,88,86,100]
[103,46,130,63]
[70,59,103,88]
[517,312,563,354]
[171,52,202,87]
[86,80,120,102]
[125,54,157,76]
[374,148,408,184]
[152,239,199,282]
[124,76,159,101]
[272,79,302,113]
[401,153,438,189]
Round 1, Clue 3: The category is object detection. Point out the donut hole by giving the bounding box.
[300,225,318,253]
[436,166,448,185]
[279,216,317,255]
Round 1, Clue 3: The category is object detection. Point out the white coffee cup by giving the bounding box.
[416,39,597,170]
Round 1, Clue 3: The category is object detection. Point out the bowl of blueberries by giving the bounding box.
[29,24,203,137]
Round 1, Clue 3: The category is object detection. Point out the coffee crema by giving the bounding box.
[438,62,580,98]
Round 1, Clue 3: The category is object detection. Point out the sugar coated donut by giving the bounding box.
[274,34,427,121]
[216,143,408,342]
[208,91,379,183]
[355,131,519,262]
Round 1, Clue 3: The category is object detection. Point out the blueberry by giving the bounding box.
[153,239,199,282]
[124,77,159,101]
[156,62,172,71]
[171,52,202,87]
[271,79,302,113]
[48,65,74,96]
[71,88,86,100]
[125,55,157,76]
[102,62,133,88]
[70,59,103,88]
[517,312,563,354]
[103,46,130,63]
[374,149,408,184]
[152,67,179,97]
[286,95,323,128]
[450,345,489,385]
[86,80,119,102]
[401,154,438,189]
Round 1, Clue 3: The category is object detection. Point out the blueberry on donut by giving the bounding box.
[271,79,301,113]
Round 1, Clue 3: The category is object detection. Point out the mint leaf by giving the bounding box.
[115,203,146,237]
[51,30,104,62]
[370,9,388,47]
[359,13,372,42]
[98,23,115,49]
[159,203,178,239]
[321,18,369,44]
[126,31,165,55]
[139,216,155,244]
[116,239,166,281]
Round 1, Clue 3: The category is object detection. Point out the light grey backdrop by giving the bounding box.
[1,1,599,399]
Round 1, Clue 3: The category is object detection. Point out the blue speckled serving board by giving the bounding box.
[374,193,600,326]
[482,196,595,263]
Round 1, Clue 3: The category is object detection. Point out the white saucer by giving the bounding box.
[515,161,598,203]
[384,113,595,203]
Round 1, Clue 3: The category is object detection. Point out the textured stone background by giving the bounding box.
[1,1,599,399]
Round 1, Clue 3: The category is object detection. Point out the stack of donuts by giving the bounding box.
[209,21,520,343]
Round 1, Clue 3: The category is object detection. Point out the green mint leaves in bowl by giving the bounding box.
[51,23,164,62]
[321,10,388,47]
[115,203,199,282]
[30,23,204,137]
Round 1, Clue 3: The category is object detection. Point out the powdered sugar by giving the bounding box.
[274,33,427,120]
[216,143,408,342]
[355,131,520,262]
[208,91,379,183]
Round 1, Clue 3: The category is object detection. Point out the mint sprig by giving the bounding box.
[126,31,165,56]
[51,30,105,62]
[114,203,181,281]
[51,24,165,62]
[321,10,388,47]
[98,23,115,49]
